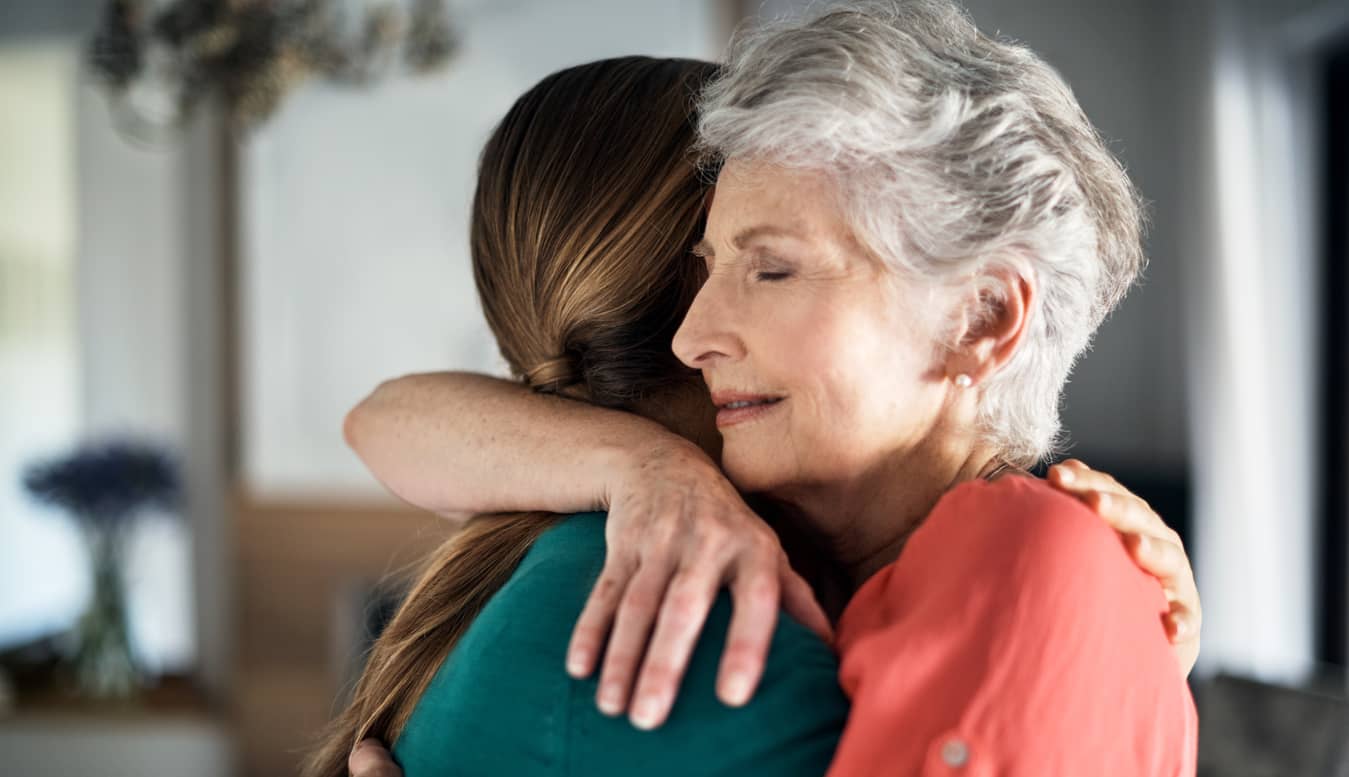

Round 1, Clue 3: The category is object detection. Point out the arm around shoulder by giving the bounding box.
[344,371,675,519]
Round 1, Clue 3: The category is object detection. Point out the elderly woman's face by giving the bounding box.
[673,159,950,495]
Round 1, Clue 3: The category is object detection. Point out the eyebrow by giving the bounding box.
[691,225,805,259]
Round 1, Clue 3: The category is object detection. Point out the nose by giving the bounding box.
[673,271,743,369]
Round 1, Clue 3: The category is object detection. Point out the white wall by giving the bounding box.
[240,0,726,499]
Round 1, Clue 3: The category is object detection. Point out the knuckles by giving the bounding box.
[622,590,663,614]
[666,586,708,622]
[736,574,780,607]
[592,575,625,601]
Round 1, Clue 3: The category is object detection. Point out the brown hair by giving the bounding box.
[303,56,719,777]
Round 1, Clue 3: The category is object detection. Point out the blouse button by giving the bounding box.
[940,737,970,768]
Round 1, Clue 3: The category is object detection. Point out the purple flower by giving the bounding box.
[22,441,180,528]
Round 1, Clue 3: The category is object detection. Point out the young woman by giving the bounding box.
[306,56,850,777]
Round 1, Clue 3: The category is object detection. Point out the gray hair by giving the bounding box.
[697,0,1146,465]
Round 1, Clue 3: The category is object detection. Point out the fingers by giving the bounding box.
[627,566,721,730]
[1048,459,1128,495]
[594,562,672,718]
[1049,460,1180,543]
[349,739,402,777]
[1086,490,1181,546]
[567,563,630,678]
[576,451,809,727]
[778,557,834,645]
[1126,530,1202,658]
[1128,532,1188,588]
[716,563,781,709]
[1165,604,1199,642]
[1164,603,1202,676]
[1130,533,1201,620]
[1165,602,1202,647]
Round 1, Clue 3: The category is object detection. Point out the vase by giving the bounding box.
[72,531,139,700]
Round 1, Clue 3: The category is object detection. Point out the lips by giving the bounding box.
[710,391,785,429]
[721,398,778,410]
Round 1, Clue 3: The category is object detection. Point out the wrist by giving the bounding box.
[602,426,710,509]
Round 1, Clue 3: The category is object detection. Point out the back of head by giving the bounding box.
[304,56,719,777]
[473,56,720,407]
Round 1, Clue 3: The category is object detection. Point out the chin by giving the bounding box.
[720,445,793,495]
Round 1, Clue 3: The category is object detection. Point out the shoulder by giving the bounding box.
[924,475,1138,583]
[394,512,609,776]
[519,520,846,775]
[868,475,1168,645]
[496,510,605,592]
[458,511,610,660]
[401,510,846,776]
[511,510,609,583]
[937,475,1108,540]
[831,477,1192,776]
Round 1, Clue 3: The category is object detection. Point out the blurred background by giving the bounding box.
[0,0,1345,774]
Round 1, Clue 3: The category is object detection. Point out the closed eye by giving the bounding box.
[753,270,792,282]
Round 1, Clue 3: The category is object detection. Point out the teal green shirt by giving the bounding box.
[393,511,848,776]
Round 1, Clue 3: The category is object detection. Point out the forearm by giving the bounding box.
[344,371,686,519]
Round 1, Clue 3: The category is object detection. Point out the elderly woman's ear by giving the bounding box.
[945,269,1036,386]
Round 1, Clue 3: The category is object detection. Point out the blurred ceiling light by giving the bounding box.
[85,0,459,142]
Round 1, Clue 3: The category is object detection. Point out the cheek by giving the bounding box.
[720,285,941,488]
[790,305,940,447]
[752,289,866,376]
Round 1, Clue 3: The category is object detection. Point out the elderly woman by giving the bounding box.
[345,2,1199,774]
[664,3,1198,768]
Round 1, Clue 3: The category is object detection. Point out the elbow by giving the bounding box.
[344,377,400,454]
[433,508,473,528]
[343,394,381,465]
[342,403,360,451]
[343,378,470,522]
[342,397,369,453]
[340,383,400,490]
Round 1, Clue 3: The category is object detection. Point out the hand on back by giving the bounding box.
[566,437,833,730]
[568,449,1202,730]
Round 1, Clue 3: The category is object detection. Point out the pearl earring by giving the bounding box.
[954,374,973,388]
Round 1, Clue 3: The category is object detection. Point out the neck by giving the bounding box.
[775,434,1004,597]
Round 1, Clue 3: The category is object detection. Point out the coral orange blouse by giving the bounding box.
[827,476,1198,777]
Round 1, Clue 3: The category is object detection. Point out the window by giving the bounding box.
[0,39,85,647]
